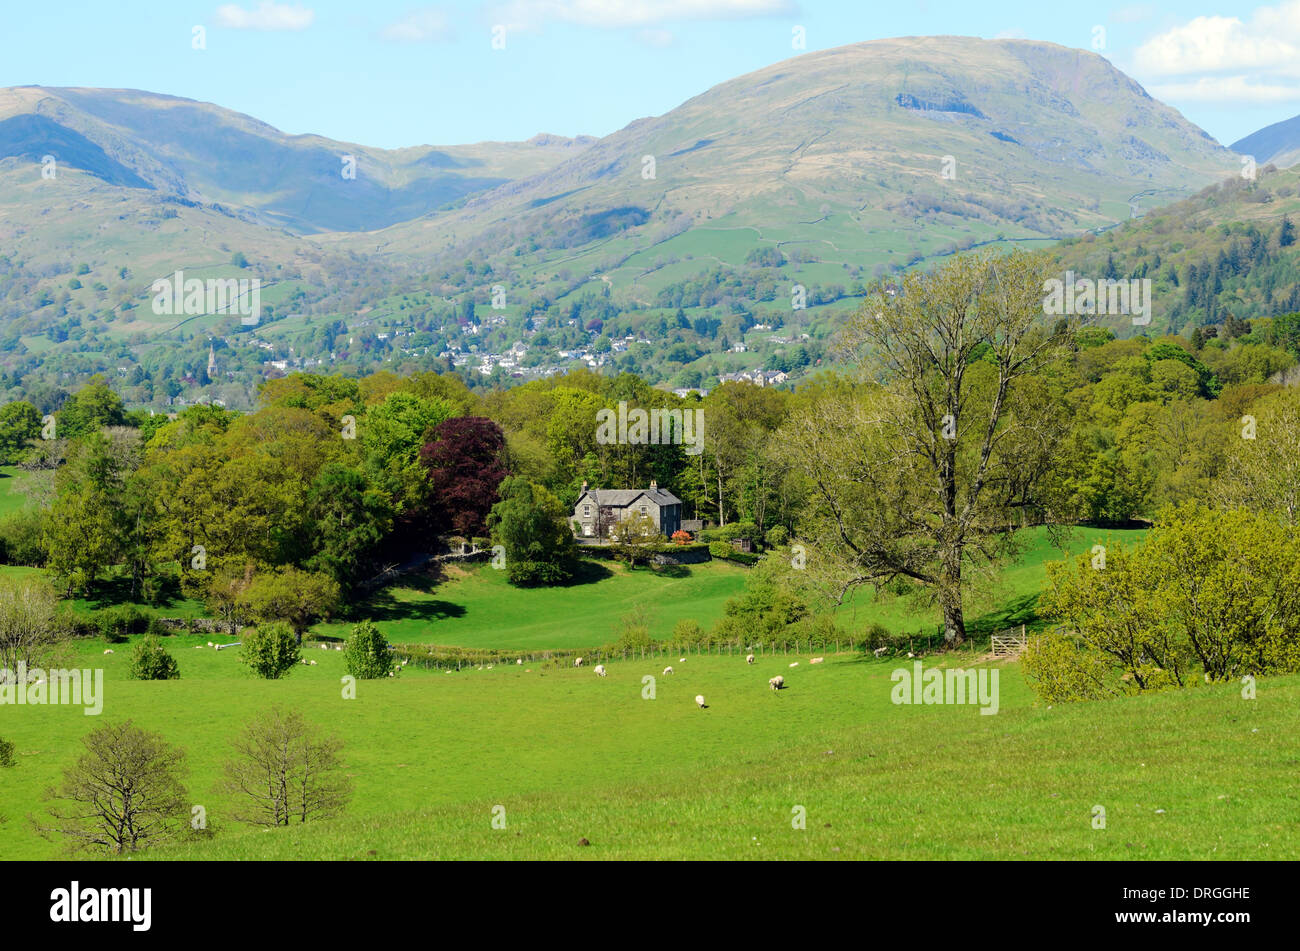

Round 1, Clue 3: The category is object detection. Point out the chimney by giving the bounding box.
[649,480,658,492]
[581,480,588,493]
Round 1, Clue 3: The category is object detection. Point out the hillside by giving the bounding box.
[0,38,1242,407]
[1050,163,1300,335]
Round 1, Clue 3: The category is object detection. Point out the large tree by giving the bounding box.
[420,416,508,538]
[781,250,1073,645]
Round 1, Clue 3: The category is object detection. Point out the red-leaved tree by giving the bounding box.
[419,417,509,538]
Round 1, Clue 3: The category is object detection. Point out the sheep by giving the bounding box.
[334,645,343,652]
[207,641,214,648]
[746,653,755,665]
[789,662,799,668]
[309,660,318,666]
[695,695,706,708]
[769,675,785,690]
[103,649,114,655]
[663,666,674,675]
[810,657,824,665]
[516,659,522,665]
[872,646,888,658]
[594,664,607,677]
[320,643,329,650]
[574,657,585,667]
[679,657,686,663]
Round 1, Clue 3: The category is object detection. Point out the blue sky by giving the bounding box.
[1,1,1295,149]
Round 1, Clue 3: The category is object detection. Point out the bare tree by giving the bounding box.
[0,575,69,673]
[220,706,351,826]
[36,720,189,854]
[781,250,1073,646]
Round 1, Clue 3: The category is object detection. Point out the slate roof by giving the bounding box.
[578,487,681,508]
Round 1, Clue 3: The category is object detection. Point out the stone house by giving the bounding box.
[572,480,682,539]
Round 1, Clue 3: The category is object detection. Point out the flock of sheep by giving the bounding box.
[574,651,825,708]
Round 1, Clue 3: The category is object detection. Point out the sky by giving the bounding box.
[1,1,1296,150]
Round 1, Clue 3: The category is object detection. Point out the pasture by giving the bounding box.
[2,638,1295,860]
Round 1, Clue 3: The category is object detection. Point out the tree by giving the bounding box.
[1222,387,1300,524]
[55,376,126,441]
[219,706,352,826]
[0,575,67,672]
[0,401,42,464]
[1033,504,1300,699]
[38,720,189,854]
[305,464,391,591]
[239,621,301,679]
[237,567,341,638]
[129,635,180,681]
[420,416,509,537]
[780,250,1072,645]
[487,477,576,586]
[343,619,395,679]
[612,511,661,568]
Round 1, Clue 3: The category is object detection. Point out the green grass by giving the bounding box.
[2,638,1294,860]
[311,558,751,648]
[0,466,46,517]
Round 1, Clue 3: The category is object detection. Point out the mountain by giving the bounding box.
[0,85,592,234]
[373,37,1238,280]
[1231,113,1300,170]
[0,37,1247,408]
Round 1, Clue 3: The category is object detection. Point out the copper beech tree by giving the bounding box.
[781,250,1075,646]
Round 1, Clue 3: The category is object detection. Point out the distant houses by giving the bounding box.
[717,368,789,387]
[572,480,682,539]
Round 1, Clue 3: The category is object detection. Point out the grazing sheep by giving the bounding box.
[335,645,343,651]
[594,664,607,677]
[769,675,785,690]
[872,646,888,658]
[207,641,214,648]
[663,666,674,675]
[746,653,755,665]
[320,643,329,650]
[574,657,585,667]
[103,649,114,655]
[810,657,824,665]
[309,660,318,666]
[193,645,204,650]
[679,657,686,663]
[516,659,522,665]
[789,662,799,668]
[695,695,706,708]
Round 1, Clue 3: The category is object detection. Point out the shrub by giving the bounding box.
[97,605,149,644]
[129,635,180,681]
[671,530,692,545]
[0,736,14,768]
[240,622,301,679]
[708,541,732,559]
[344,620,395,679]
[764,525,789,547]
[671,618,706,648]
[1021,629,1118,703]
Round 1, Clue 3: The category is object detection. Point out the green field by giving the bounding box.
[312,558,750,648]
[2,639,1294,860]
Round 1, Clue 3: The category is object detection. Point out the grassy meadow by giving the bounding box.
[2,640,1294,860]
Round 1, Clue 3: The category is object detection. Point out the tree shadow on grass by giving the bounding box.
[355,588,467,624]
[549,558,615,587]
[85,574,188,612]
[967,593,1041,639]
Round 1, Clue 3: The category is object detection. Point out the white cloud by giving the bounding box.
[380,9,455,43]
[214,2,315,30]
[489,0,797,32]
[1135,3,1300,76]
[1112,5,1156,25]
[1150,75,1300,103]
[637,28,676,47]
